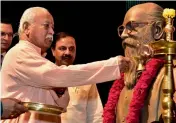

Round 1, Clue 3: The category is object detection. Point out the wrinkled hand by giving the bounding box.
[117,55,131,73]
[1,98,28,119]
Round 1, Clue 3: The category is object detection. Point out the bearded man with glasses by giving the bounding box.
[103,2,176,123]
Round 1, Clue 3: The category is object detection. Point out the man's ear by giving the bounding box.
[23,22,30,36]
[153,21,164,40]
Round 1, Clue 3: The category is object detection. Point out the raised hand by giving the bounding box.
[117,55,130,73]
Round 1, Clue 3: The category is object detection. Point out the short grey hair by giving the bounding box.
[18,7,48,35]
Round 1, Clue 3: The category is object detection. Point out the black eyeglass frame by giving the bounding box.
[117,21,154,37]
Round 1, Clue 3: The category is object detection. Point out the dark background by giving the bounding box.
[1,1,176,106]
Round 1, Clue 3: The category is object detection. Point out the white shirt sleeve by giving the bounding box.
[13,46,120,88]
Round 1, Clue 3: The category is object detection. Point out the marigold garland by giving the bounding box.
[103,58,165,123]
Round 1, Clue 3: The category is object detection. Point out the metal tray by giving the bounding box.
[22,102,65,116]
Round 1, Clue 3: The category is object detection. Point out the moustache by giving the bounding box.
[1,39,7,43]
[46,35,53,42]
[122,38,140,49]
[1,39,10,44]
[62,55,72,60]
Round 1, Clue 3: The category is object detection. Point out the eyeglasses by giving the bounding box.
[1,31,13,38]
[117,21,154,37]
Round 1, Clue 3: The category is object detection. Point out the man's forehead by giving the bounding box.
[1,23,12,27]
[44,19,54,25]
[0,23,13,32]
[35,11,54,25]
[123,8,148,25]
[57,38,76,46]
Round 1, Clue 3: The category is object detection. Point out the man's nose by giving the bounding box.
[49,27,54,35]
[65,49,71,55]
[121,29,130,39]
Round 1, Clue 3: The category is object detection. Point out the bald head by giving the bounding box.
[123,2,164,25]
[129,2,163,14]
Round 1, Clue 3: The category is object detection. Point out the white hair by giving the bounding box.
[18,7,49,35]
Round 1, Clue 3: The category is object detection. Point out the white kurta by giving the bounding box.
[1,40,120,123]
[61,84,103,123]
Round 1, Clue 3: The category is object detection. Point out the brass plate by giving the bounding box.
[22,102,65,116]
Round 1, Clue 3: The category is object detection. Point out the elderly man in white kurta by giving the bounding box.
[1,7,130,123]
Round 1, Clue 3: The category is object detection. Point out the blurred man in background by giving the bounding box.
[51,32,103,123]
[1,18,13,66]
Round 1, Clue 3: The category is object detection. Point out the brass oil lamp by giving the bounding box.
[148,8,176,123]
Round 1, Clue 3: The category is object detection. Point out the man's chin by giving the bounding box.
[61,61,71,66]
[44,40,52,48]
[42,46,50,54]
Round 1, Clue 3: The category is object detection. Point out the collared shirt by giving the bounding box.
[1,40,120,123]
[61,84,103,123]
[1,52,6,58]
